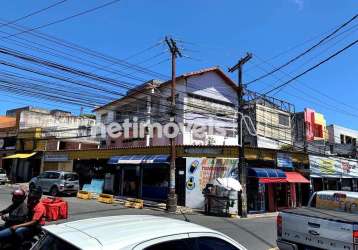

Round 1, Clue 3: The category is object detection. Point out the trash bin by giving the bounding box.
[203,178,240,217]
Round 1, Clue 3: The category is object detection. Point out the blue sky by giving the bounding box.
[0,0,357,129]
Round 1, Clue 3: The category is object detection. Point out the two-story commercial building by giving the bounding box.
[0,106,98,182]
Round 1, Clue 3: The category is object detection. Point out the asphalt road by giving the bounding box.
[0,185,277,250]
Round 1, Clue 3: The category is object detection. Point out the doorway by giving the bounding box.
[122,166,140,198]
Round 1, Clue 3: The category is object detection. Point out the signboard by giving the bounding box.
[309,155,358,178]
[316,192,358,214]
[44,154,69,162]
[277,153,293,169]
[0,137,16,150]
[185,157,238,209]
[184,147,223,156]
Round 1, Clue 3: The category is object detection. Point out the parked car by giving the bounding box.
[277,190,358,250]
[32,215,247,250]
[0,168,8,184]
[29,171,79,196]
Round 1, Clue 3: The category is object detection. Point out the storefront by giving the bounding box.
[3,152,41,182]
[106,155,171,201]
[310,155,358,192]
[184,157,238,209]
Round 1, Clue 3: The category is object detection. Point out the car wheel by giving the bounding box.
[50,186,59,197]
[29,183,36,191]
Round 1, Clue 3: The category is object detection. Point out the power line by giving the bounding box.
[0,0,68,28]
[246,13,358,85]
[0,0,122,40]
[263,39,358,95]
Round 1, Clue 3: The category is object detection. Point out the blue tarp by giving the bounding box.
[108,155,170,165]
[82,179,104,194]
[248,168,286,178]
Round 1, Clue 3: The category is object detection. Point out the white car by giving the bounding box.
[32,215,247,250]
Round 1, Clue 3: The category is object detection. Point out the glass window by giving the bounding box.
[48,172,61,179]
[145,238,193,250]
[278,113,289,127]
[32,233,80,250]
[39,172,50,178]
[0,168,5,174]
[196,237,240,250]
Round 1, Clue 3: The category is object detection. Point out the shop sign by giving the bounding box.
[185,157,238,209]
[44,154,69,162]
[309,155,358,178]
[277,153,293,169]
[0,137,16,150]
[184,147,223,156]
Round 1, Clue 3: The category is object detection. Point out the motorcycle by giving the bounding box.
[0,222,42,250]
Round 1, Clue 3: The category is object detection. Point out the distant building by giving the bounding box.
[0,106,97,182]
[244,92,295,150]
[327,124,358,157]
[293,108,329,154]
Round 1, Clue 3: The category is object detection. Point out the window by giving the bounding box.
[145,238,193,250]
[346,136,352,145]
[100,113,108,123]
[313,124,323,138]
[196,237,240,250]
[39,172,50,179]
[278,113,289,126]
[48,172,60,179]
[341,134,345,144]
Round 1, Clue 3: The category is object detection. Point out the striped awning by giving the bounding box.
[108,155,170,165]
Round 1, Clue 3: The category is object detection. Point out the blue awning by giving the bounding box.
[108,155,170,165]
[248,168,286,178]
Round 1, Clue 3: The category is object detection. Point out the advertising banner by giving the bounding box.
[277,153,293,169]
[309,155,358,178]
[316,192,358,214]
[185,157,238,209]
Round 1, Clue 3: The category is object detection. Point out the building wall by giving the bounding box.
[96,70,239,147]
[328,124,358,144]
[254,104,292,148]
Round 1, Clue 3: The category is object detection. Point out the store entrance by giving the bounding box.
[122,166,140,198]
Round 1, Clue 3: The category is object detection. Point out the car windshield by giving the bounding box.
[0,169,5,174]
[64,173,79,181]
[32,232,80,250]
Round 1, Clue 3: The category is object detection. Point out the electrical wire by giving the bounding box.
[246,13,358,85]
[263,39,358,95]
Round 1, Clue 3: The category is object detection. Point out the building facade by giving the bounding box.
[0,106,98,182]
[327,124,358,158]
[94,67,239,148]
[293,108,329,154]
[244,93,295,150]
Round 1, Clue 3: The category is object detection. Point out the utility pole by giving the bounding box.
[228,53,252,218]
[165,36,182,212]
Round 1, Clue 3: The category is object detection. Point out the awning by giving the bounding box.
[108,155,170,165]
[2,152,36,159]
[248,168,287,183]
[285,172,310,183]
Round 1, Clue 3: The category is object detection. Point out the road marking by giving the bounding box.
[267,247,278,250]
